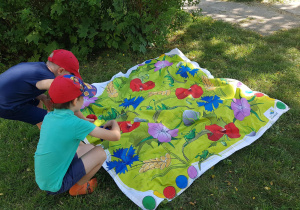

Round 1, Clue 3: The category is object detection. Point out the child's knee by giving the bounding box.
[95,146,107,161]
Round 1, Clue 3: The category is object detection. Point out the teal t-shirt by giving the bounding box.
[34,109,96,192]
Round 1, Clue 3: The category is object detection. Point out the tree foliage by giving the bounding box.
[0,0,200,64]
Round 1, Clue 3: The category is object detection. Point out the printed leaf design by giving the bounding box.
[153,110,163,123]
[182,130,212,161]
[164,75,174,87]
[139,153,171,173]
[106,81,119,98]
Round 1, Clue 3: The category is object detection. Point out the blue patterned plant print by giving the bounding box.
[107,145,139,174]
[197,95,223,112]
[119,96,144,109]
[176,65,199,78]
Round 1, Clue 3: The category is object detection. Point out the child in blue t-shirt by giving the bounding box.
[0,49,93,129]
[35,75,121,196]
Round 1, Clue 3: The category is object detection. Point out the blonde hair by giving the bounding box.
[46,52,61,72]
[46,61,60,71]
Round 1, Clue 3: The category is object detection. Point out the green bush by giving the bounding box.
[0,0,200,65]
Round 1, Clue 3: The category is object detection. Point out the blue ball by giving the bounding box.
[176,175,188,189]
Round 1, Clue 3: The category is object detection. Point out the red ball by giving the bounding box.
[163,186,176,199]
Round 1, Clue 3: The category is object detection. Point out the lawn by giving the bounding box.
[0,16,299,209]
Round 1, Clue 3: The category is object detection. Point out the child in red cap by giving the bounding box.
[35,75,121,196]
[0,49,92,129]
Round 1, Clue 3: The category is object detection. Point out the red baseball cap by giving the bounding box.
[49,75,97,104]
[48,49,82,79]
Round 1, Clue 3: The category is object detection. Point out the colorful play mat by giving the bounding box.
[82,49,289,209]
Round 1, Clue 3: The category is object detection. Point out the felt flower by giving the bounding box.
[119,96,144,109]
[197,95,223,112]
[106,146,139,174]
[130,78,155,92]
[175,84,203,99]
[117,121,140,133]
[176,65,199,78]
[154,60,173,71]
[148,123,178,143]
[81,96,97,109]
[231,98,251,121]
[205,123,240,141]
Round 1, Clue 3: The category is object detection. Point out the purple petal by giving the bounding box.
[154,67,160,72]
[241,107,251,117]
[237,82,243,87]
[235,111,246,121]
[168,129,178,137]
[231,100,240,112]
[154,61,173,72]
[231,98,251,121]
[157,132,172,142]
[81,97,97,109]
[148,123,164,138]
[241,98,251,109]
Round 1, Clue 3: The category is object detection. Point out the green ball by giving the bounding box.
[276,101,286,110]
[142,196,156,210]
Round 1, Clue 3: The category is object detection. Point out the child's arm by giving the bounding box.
[89,120,121,141]
[75,111,95,122]
[36,94,52,111]
[36,79,54,90]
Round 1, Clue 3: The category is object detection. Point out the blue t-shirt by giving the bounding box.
[34,109,96,192]
[0,62,55,109]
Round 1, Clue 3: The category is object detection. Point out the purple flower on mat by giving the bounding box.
[148,123,178,143]
[154,60,173,72]
[231,98,251,121]
[81,96,97,109]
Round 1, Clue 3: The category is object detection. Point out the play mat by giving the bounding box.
[81,49,289,209]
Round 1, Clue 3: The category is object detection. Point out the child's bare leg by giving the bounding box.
[36,122,42,129]
[37,100,43,109]
[77,145,106,185]
[76,141,94,156]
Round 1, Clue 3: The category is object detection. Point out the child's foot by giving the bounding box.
[69,178,98,196]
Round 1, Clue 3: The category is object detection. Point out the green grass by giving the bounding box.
[1,16,299,209]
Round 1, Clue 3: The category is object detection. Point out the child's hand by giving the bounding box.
[89,120,121,141]
[43,98,53,111]
[103,120,115,129]
[85,117,95,123]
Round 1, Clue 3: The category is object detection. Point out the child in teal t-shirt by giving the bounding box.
[34,75,121,196]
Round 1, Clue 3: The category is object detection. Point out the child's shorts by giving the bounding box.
[0,99,47,125]
[47,153,86,195]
